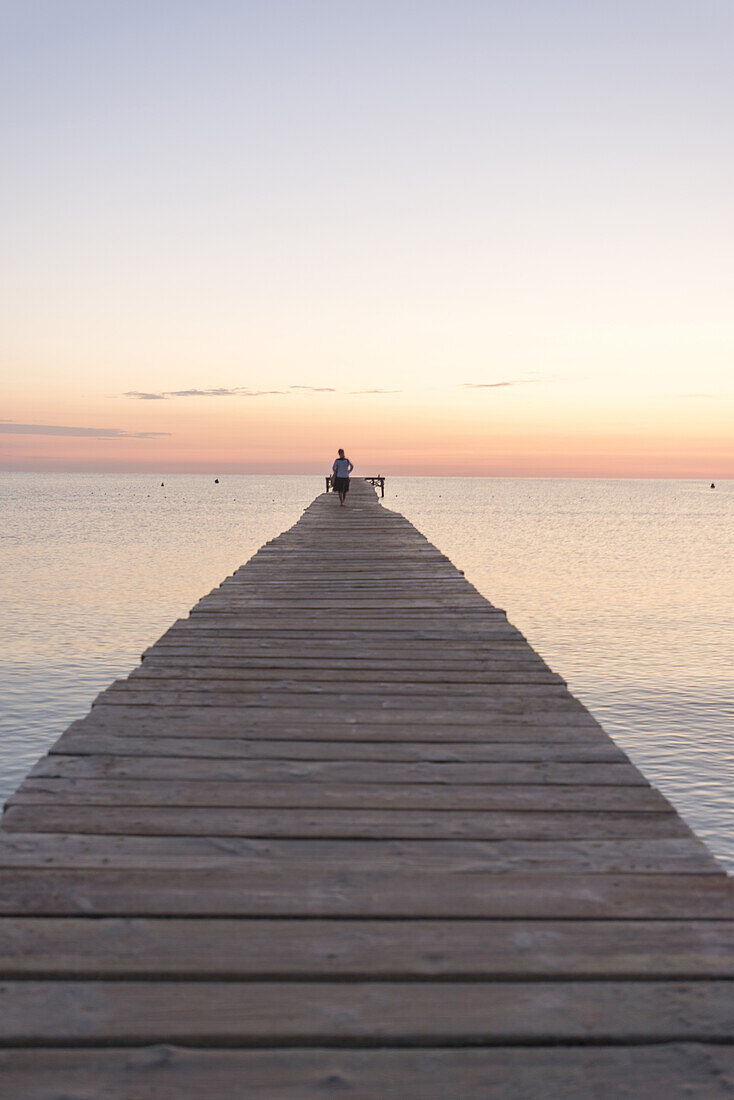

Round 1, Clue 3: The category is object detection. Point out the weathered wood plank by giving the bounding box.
[129,665,564,685]
[84,698,598,721]
[118,676,567,695]
[0,805,691,840]
[236,562,467,572]
[2,980,734,1044]
[175,616,523,632]
[0,834,719,874]
[148,645,538,662]
[2,1046,734,1100]
[4,869,731,918]
[214,582,482,592]
[58,713,610,743]
[27,756,646,787]
[174,626,527,643]
[49,731,629,763]
[2,917,732,978]
[10,778,670,810]
[158,625,525,639]
[193,597,495,609]
[91,689,593,711]
[89,692,594,714]
[144,644,543,663]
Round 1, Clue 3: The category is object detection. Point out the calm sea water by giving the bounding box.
[1,473,732,869]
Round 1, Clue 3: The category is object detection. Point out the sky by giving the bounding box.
[1,0,732,476]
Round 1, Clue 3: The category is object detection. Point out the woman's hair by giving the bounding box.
[338,449,345,458]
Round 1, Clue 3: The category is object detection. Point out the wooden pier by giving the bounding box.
[1,479,733,1096]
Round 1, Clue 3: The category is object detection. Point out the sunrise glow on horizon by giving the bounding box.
[2,1,733,479]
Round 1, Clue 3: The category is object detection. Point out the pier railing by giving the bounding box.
[325,474,385,497]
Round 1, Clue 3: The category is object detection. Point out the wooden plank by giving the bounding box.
[202,586,508,596]
[67,725,606,746]
[2,868,731,918]
[176,616,521,633]
[58,714,610,743]
[192,597,495,609]
[2,1046,734,1100]
[88,695,594,716]
[144,643,542,660]
[2,980,734,1044]
[91,689,589,710]
[119,674,566,693]
[159,631,528,646]
[27,756,646,786]
[129,665,564,685]
[239,558,464,567]
[144,630,533,644]
[2,916,732,978]
[248,550,448,558]
[225,560,469,569]
[0,834,719,874]
[10,778,670,810]
[0,805,692,840]
[50,732,628,763]
[140,651,553,668]
[154,634,534,651]
[225,577,478,588]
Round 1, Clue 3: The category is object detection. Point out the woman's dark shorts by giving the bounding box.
[333,477,350,493]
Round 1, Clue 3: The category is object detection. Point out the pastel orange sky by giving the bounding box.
[2,2,733,478]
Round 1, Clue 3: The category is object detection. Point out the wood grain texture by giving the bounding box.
[10,778,671,810]
[57,712,608,741]
[0,833,720,873]
[1,804,693,839]
[3,869,733,918]
[3,917,733,978]
[48,731,630,762]
[2,980,734,1044]
[27,754,646,785]
[2,1046,734,1100]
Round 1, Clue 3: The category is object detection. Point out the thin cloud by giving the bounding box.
[289,385,337,393]
[0,423,170,439]
[462,379,538,389]
[122,384,400,400]
[123,387,288,399]
[167,387,285,398]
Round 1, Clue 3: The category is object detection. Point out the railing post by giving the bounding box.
[324,474,385,495]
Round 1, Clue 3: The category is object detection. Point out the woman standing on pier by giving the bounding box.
[332,449,354,506]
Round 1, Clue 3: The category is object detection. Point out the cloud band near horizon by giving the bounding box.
[121,381,532,400]
[0,423,170,439]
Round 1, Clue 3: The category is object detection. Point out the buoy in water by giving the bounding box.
[711,482,716,489]
[214,478,219,484]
